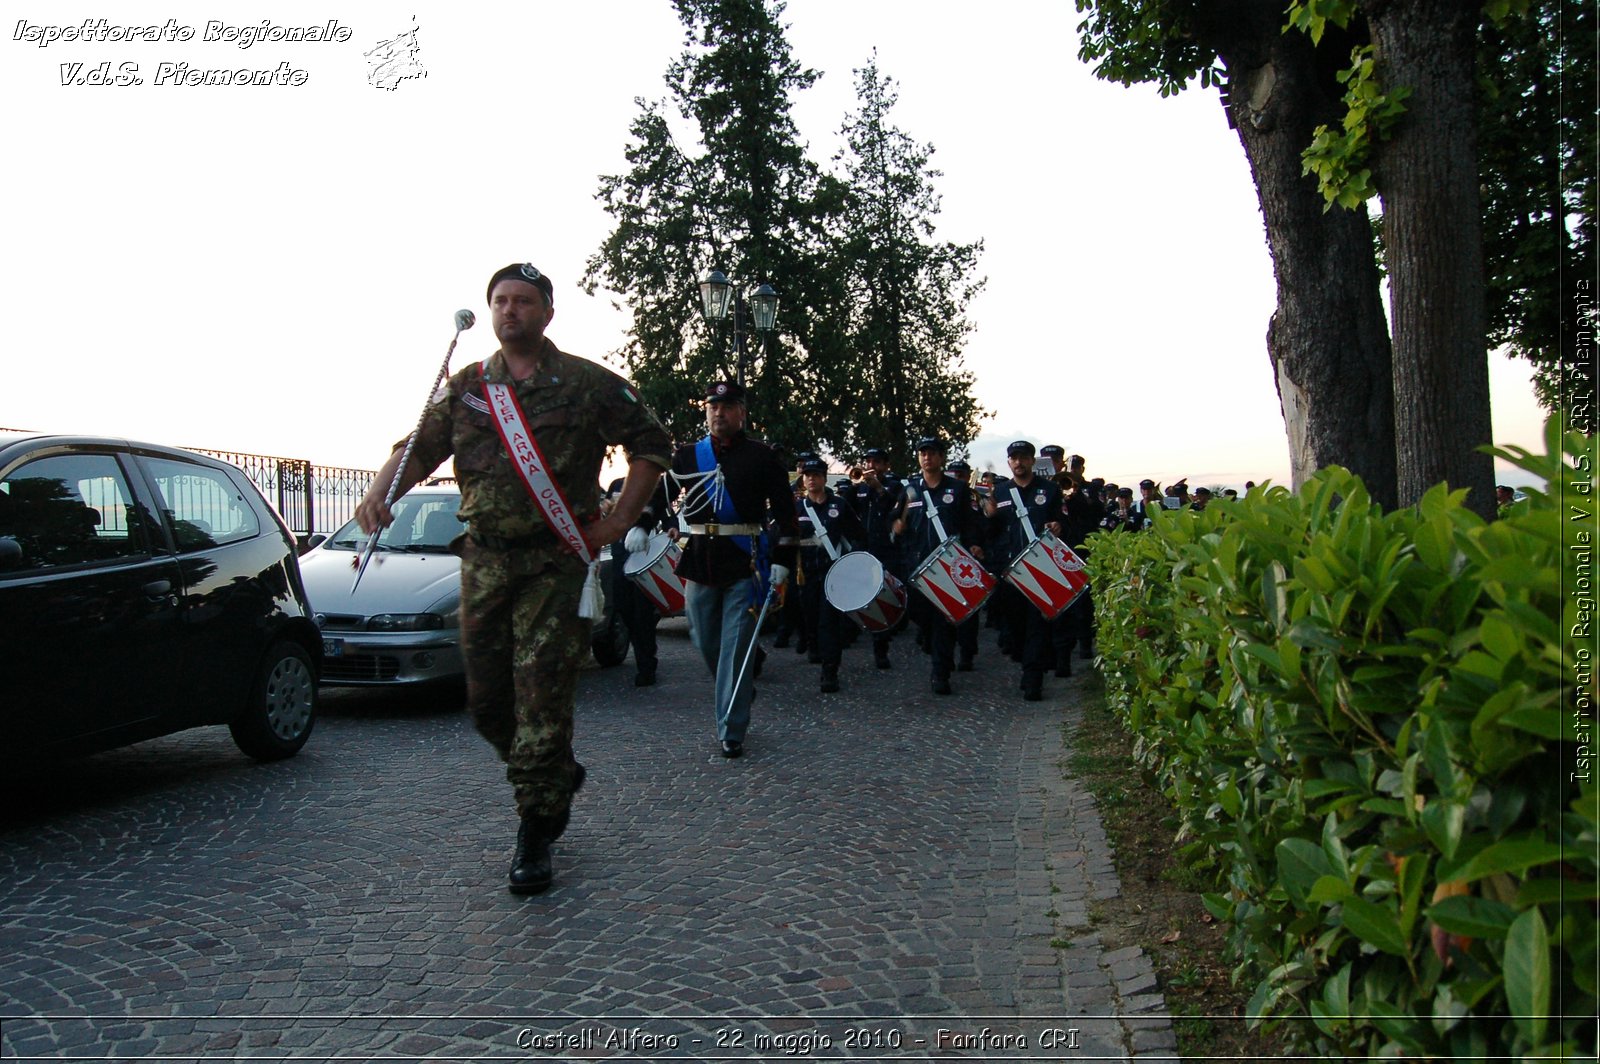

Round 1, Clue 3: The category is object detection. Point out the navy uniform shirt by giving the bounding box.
[795,488,869,579]
[989,475,1064,564]
[900,473,982,560]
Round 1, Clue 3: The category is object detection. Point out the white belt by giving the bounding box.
[682,523,762,536]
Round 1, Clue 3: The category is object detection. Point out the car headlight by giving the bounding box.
[366,613,445,632]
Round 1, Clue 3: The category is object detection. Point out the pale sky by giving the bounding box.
[2,1,1550,492]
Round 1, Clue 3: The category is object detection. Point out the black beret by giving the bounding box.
[704,380,747,403]
[486,263,554,306]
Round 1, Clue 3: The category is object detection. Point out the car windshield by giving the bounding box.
[325,495,462,553]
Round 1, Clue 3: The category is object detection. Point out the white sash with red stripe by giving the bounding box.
[481,363,601,616]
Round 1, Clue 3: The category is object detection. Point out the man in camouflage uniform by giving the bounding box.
[356,262,672,896]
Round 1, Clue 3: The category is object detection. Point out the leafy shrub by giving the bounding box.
[1086,419,1596,1060]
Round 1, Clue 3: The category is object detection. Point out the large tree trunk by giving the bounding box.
[1366,0,1497,517]
[1206,4,1399,507]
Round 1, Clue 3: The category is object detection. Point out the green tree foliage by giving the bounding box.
[584,0,844,449]
[829,57,988,469]
[586,2,989,463]
[1478,0,1595,408]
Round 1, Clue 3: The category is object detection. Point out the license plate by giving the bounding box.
[323,638,344,658]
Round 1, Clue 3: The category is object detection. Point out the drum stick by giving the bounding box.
[352,309,475,594]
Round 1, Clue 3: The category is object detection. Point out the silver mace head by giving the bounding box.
[454,308,476,331]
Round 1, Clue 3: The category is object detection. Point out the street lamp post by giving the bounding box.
[698,269,779,387]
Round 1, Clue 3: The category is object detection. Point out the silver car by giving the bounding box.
[298,485,464,686]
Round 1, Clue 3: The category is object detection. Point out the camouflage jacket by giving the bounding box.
[405,339,672,546]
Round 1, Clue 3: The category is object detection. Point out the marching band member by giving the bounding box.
[846,447,906,670]
[794,456,868,693]
[945,457,984,672]
[671,380,799,759]
[891,436,984,696]
[984,441,1064,701]
[355,261,672,897]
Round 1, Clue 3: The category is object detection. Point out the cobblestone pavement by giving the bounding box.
[1,619,1175,1062]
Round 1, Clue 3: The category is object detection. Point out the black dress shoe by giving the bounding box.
[508,818,553,895]
[721,740,744,758]
[634,671,657,687]
[820,665,840,693]
[932,677,952,696]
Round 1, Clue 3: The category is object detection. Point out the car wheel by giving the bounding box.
[590,602,630,668]
[230,640,317,760]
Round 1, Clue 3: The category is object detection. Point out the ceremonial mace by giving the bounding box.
[350,308,475,593]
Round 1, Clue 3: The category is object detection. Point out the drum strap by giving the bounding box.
[1009,485,1039,543]
[921,489,951,544]
[801,499,840,562]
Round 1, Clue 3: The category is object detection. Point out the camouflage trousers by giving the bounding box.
[459,540,588,831]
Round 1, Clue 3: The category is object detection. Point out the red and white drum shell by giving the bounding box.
[910,537,996,624]
[1003,529,1089,620]
[622,533,686,616]
[823,551,908,633]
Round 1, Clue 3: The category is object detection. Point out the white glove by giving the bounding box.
[768,564,790,589]
[624,526,650,554]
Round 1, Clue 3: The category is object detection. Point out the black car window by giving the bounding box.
[0,453,148,569]
[144,456,261,552]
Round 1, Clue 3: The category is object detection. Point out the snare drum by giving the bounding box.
[823,551,908,633]
[622,533,687,616]
[910,538,995,624]
[1004,529,1089,620]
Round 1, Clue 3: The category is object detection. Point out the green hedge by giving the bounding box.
[1086,419,1597,1061]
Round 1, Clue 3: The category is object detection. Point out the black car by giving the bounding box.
[0,433,321,761]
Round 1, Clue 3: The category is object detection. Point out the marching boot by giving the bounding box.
[508,816,554,896]
[820,664,840,693]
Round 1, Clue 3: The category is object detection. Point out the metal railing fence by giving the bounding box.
[1,428,380,540]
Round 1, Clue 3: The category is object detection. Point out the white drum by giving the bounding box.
[622,533,686,616]
[823,551,908,633]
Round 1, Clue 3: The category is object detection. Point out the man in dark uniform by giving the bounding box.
[1130,479,1163,529]
[794,456,868,693]
[356,262,672,896]
[984,441,1064,701]
[606,475,672,686]
[892,437,985,696]
[946,458,983,672]
[671,381,799,758]
[773,450,814,652]
[846,446,905,670]
[1101,486,1138,532]
[1051,451,1103,669]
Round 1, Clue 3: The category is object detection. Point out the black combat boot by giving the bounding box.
[820,664,840,693]
[508,816,554,896]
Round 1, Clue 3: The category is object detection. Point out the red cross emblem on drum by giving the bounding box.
[911,538,995,624]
